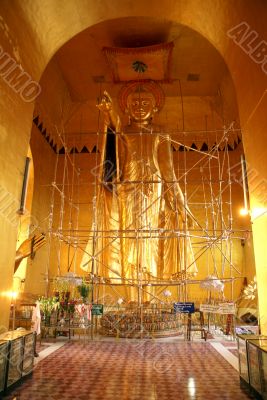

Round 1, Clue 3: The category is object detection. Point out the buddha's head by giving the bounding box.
[120,82,164,126]
[126,88,158,124]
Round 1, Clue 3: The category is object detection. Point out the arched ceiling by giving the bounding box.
[54,17,229,102]
[36,16,240,151]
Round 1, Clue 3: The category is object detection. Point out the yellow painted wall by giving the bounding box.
[0,8,36,329]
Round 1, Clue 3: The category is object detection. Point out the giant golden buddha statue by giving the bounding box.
[81,81,197,300]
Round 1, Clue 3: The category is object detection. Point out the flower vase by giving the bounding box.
[80,316,85,328]
[63,291,70,301]
[44,314,51,326]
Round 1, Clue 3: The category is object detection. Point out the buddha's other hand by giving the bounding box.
[96,90,113,113]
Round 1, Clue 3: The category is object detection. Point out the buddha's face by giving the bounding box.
[127,92,156,123]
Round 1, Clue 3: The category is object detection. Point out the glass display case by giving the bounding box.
[247,338,267,399]
[0,340,9,394]
[247,339,263,394]
[9,304,35,331]
[0,330,35,394]
[7,336,23,388]
[22,333,35,376]
[259,345,267,399]
[236,334,267,384]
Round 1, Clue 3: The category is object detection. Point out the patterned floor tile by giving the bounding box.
[1,340,255,399]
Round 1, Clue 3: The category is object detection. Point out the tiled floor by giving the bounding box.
[220,341,240,358]
[35,342,51,353]
[3,339,254,400]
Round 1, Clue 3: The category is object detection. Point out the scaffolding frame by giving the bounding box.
[44,122,246,295]
[36,83,249,339]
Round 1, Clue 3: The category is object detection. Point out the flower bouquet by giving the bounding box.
[39,296,59,325]
[77,281,92,303]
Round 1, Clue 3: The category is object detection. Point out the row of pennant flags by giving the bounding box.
[33,109,241,155]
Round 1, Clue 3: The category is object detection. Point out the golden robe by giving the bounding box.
[81,123,197,300]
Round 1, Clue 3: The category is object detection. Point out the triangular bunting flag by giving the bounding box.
[200,142,209,151]
[81,146,89,153]
[91,145,99,153]
[33,116,39,126]
[58,147,65,154]
[190,143,198,151]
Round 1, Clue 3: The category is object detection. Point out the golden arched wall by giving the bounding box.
[0,0,267,330]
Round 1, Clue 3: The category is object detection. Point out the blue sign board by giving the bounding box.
[174,302,195,314]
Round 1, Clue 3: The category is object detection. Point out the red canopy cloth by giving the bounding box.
[103,42,174,83]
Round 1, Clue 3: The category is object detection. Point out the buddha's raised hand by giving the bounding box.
[14,233,46,273]
[96,90,113,113]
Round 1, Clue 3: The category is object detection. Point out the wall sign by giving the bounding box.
[200,303,236,315]
[174,302,195,313]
